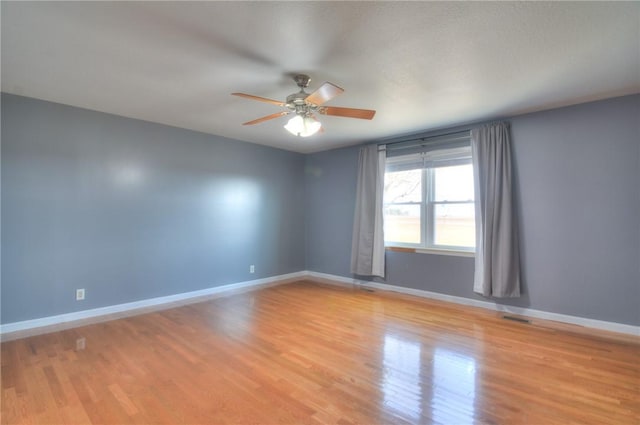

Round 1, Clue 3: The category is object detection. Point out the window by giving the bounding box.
[383,137,475,253]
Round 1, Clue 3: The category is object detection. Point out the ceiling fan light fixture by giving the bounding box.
[284,114,321,137]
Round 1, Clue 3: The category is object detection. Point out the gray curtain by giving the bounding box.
[350,144,386,277]
[471,122,521,297]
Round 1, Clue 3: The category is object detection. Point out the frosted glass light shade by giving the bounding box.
[284,115,321,137]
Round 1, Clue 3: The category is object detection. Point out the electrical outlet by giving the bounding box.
[249,265,255,274]
[76,288,85,301]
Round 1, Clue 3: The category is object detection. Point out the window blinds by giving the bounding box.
[385,130,472,172]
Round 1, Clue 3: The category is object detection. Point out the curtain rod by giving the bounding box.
[379,121,510,148]
[378,129,471,146]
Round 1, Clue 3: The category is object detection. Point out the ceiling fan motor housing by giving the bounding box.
[286,74,318,116]
[286,92,317,116]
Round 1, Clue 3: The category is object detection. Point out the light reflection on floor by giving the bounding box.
[432,347,476,424]
[382,334,422,421]
[382,333,477,423]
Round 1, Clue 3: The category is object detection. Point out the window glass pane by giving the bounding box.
[384,169,421,203]
[384,205,421,244]
[434,164,474,202]
[434,203,475,248]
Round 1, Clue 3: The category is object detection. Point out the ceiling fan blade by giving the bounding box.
[242,111,290,125]
[232,93,285,107]
[318,106,376,120]
[304,82,344,106]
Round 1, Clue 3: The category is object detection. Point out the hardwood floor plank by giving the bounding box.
[1,280,639,424]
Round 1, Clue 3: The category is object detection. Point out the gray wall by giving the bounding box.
[1,94,305,323]
[3,93,638,327]
[305,95,640,326]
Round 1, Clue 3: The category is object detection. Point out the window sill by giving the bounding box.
[386,246,475,258]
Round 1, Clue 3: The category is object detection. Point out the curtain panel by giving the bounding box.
[471,122,522,297]
[350,144,386,277]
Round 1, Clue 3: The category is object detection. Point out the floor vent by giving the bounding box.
[502,315,530,324]
[359,286,375,292]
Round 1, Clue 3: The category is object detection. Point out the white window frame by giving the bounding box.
[383,146,475,256]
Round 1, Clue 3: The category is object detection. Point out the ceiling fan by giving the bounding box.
[232,74,376,137]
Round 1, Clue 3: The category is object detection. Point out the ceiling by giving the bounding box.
[2,2,639,154]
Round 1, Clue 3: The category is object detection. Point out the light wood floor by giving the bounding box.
[2,280,639,424]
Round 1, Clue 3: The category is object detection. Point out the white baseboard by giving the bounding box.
[2,270,638,340]
[0,271,306,341]
[306,271,640,337]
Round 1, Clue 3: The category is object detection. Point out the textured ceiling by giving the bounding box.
[2,2,639,153]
